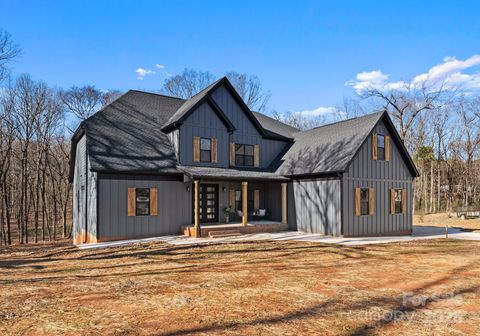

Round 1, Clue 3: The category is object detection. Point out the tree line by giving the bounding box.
[2,27,479,244]
[0,30,121,245]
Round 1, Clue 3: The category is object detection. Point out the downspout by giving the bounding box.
[84,149,88,243]
[338,172,344,237]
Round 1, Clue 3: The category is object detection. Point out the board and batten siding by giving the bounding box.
[210,84,288,169]
[72,135,97,244]
[97,175,191,240]
[178,102,229,167]
[288,179,342,235]
[342,119,413,236]
[167,129,180,160]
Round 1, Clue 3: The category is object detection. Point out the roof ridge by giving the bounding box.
[252,111,301,131]
[129,89,186,101]
[299,110,385,134]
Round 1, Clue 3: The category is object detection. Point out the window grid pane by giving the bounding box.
[360,188,369,215]
[394,189,403,214]
[200,150,211,162]
[377,135,385,148]
[234,143,254,167]
[200,138,211,150]
[136,188,150,216]
[377,134,385,160]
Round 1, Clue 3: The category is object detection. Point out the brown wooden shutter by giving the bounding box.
[128,188,136,216]
[150,188,158,216]
[254,190,260,211]
[390,189,395,214]
[193,137,200,162]
[402,189,407,214]
[369,188,375,215]
[355,188,361,216]
[385,135,390,161]
[372,134,378,160]
[229,189,235,208]
[254,145,260,167]
[211,138,218,163]
[230,142,235,166]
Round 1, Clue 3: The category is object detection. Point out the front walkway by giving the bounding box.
[78,225,480,250]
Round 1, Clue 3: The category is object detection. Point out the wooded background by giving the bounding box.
[1,29,479,245]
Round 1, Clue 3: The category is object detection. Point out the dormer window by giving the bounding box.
[200,138,212,162]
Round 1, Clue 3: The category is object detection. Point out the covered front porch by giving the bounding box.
[178,166,289,238]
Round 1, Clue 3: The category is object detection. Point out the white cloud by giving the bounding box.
[356,70,388,83]
[155,64,165,69]
[294,106,338,117]
[135,67,155,80]
[347,55,480,94]
[413,55,480,85]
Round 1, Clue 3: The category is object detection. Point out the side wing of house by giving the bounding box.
[341,118,414,237]
[96,174,192,241]
[72,134,97,244]
[287,178,342,236]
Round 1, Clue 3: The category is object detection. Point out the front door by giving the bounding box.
[196,184,219,223]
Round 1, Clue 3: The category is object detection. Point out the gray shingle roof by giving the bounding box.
[163,78,222,129]
[83,90,185,174]
[275,112,385,176]
[177,166,289,181]
[70,78,414,181]
[252,112,299,138]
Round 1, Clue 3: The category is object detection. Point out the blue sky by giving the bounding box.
[1,0,479,116]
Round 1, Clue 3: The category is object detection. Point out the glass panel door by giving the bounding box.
[193,184,218,223]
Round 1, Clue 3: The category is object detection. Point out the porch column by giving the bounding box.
[242,181,248,226]
[281,182,287,224]
[193,180,200,237]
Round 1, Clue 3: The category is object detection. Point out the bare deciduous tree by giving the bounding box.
[101,89,123,106]
[61,85,103,121]
[163,69,215,99]
[360,81,448,150]
[162,69,271,112]
[225,72,270,112]
[0,29,21,82]
[271,110,325,131]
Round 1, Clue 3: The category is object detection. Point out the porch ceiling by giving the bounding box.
[177,165,290,182]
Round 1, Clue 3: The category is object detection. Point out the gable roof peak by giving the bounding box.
[161,75,268,136]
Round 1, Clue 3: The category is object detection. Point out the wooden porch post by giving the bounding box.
[281,182,287,224]
[194,180,200,237]
[242,181,248,226]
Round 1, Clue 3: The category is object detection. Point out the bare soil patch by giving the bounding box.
[0,239,479,335]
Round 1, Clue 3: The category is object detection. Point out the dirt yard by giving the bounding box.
[1,239,479,336]
[414,212,480,231]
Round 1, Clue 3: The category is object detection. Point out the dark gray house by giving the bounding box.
[69,77,418,244]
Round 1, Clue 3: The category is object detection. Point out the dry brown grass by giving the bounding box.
[0,239,479,335]
[414,212,480,231]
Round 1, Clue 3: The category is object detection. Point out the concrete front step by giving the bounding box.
[208,230,243,238]
[183,222,289,238]
[209,233,243,238]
